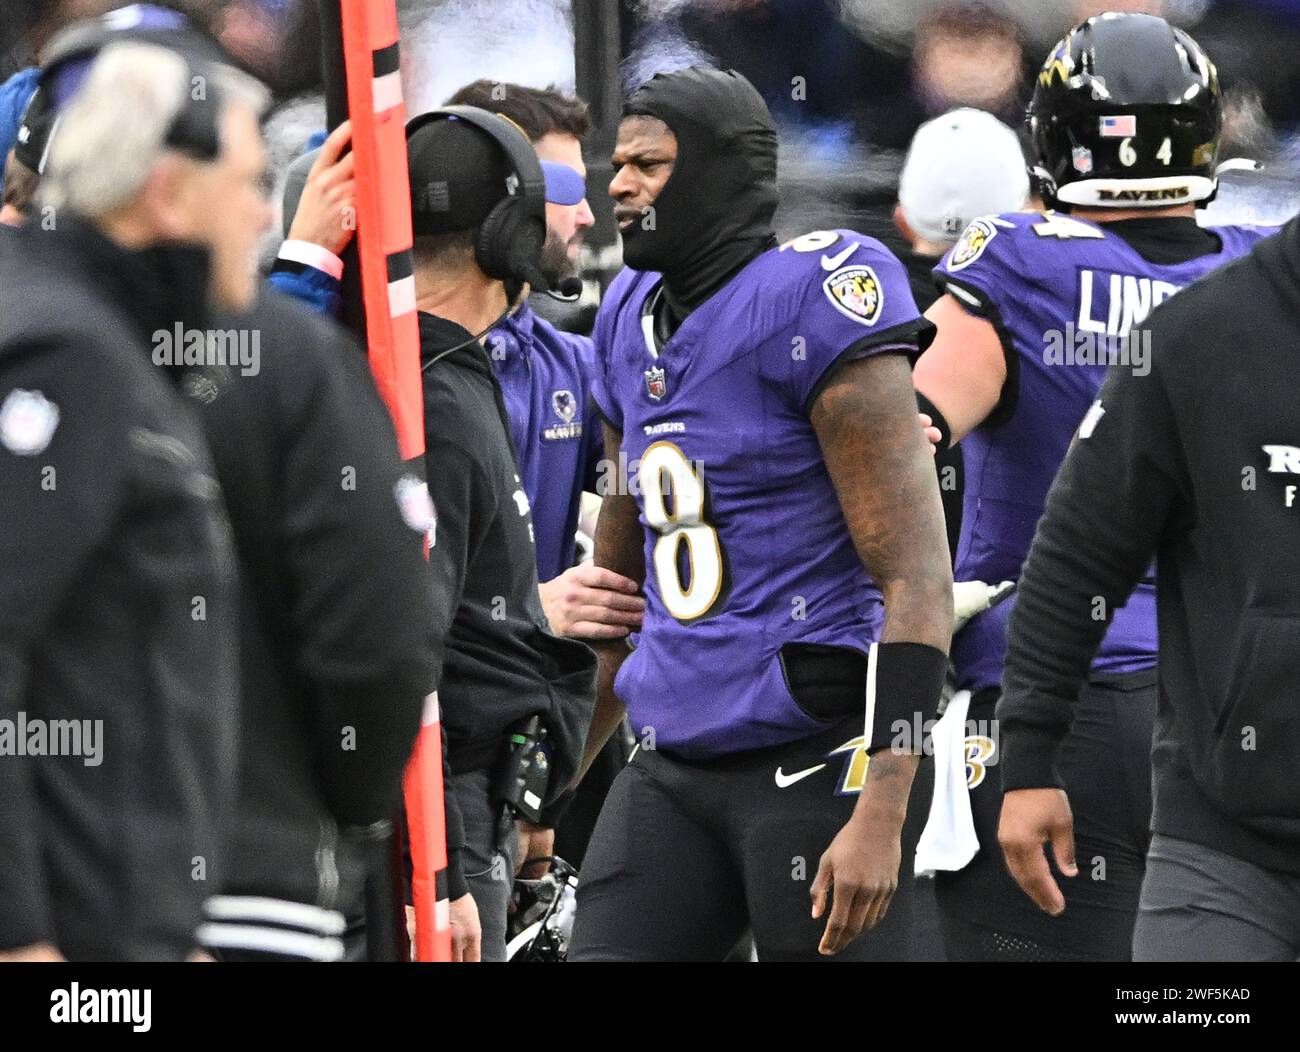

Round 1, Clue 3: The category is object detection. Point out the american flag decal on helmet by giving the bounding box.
[1100,115,1136,137]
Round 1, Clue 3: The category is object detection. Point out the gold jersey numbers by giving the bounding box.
[640,440,726,623]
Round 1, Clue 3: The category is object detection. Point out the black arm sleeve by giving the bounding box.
[999,347,1190,790]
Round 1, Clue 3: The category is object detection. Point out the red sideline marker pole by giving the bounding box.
[336,0,452,962]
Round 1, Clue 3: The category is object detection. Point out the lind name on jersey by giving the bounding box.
[1076,269,1182,336]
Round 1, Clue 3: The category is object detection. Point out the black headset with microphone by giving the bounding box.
[406,105,553,296]
[409,106,587,369]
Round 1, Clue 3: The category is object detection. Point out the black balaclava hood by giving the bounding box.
[622,67,778,318]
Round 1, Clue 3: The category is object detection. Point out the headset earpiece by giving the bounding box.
[475,197,518,282]
[504,212,546,287]
[162,59,222,160]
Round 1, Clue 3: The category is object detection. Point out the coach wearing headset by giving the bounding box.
[407,108,596,962]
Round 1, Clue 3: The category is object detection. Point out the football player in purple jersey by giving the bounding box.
[912,12,1276,961]
[568,68,953,961]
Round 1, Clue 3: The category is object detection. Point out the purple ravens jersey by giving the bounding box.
[488,303,603,583]
[589,230,929,759]
[935,211,1274,693]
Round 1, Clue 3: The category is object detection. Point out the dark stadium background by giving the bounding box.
[4,0,1297,313]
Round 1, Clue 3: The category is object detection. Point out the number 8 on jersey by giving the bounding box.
[640,441,727,623]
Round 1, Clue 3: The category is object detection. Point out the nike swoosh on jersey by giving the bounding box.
[774,763,827,789]
[820,243,860,271]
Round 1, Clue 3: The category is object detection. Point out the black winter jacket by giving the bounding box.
[0,219,239,959]
[185,291,437,920]
[419,312,595,887]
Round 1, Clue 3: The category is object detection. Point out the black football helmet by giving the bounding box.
[1028,12,1222,209]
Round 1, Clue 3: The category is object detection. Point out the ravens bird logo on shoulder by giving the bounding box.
[822,265,884,326]
[947,217,999,271]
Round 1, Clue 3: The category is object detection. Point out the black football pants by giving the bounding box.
[935,673,1156,961]
[570,715,932,962]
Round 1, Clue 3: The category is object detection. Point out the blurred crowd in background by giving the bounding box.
[5,0,1298,269]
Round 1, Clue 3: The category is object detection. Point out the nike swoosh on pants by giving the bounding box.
[774,763,827,789]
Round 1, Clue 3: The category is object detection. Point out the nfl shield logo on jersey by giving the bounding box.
[644,365,667,401]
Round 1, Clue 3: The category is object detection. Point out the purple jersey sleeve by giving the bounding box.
[766,236,932,411]
[934,212,1122,320]
[932,214,1032,317]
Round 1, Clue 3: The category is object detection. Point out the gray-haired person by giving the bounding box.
[0,32,262,960]
[2,5,447,962]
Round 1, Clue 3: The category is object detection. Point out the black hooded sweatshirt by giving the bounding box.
[0,217,239,959]
[1000,217,1300,874]
[183,290,437,922]
[418,313,596,891]
[621,67,779,335]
